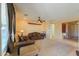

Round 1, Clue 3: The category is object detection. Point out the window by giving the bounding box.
[1,3,9,55]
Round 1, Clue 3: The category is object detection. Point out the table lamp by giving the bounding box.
[20,30,24,36]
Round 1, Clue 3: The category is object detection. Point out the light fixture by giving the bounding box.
[28,17,45,25]
[38,17,45,23]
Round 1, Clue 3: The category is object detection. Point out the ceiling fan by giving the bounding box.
[28,17,45,25]
[38,17,45,23]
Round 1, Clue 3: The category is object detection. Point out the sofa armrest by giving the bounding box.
[17,40,35,47]
[14,40,35,55]
[19,40,41,56]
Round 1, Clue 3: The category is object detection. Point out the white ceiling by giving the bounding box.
[14,3,79,21]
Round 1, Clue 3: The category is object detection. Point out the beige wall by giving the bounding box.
[16,10,48,36]
[54,22,63,40]
[15,8,79,41]
[16,12,79,41]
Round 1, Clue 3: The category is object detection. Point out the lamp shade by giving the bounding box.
[20,30,24,33]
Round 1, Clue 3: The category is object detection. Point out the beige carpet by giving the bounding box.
[9,39,77,56]
[38,39,77,56]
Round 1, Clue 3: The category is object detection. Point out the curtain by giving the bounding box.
[7,3,16,53]
[7,3,16,42]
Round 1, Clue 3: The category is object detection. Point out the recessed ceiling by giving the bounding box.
[14,3,79,21]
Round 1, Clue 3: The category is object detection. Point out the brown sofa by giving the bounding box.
[28,32,46,40]
[15,32,46,56]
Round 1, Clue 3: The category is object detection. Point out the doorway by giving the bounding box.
[46,24,55,39]
[62,21,79,42]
